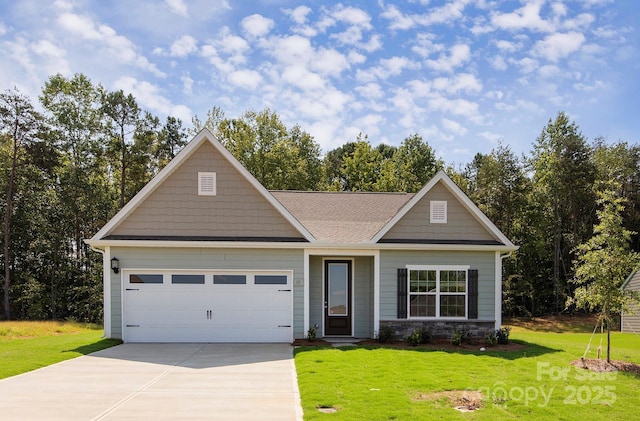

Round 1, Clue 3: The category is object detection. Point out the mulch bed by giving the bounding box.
[292,338,526,351]
[571,358,640,374]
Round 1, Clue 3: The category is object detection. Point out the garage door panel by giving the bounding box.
[123,271,293,343]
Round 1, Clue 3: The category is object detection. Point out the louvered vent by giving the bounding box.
[430,200,447,223]
[198,172,217,196]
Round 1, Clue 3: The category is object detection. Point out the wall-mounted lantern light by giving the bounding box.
[111,257,120,274]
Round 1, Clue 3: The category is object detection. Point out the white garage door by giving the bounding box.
[123,270,293,343]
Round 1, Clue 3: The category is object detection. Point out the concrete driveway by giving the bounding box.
[0,343,303,420]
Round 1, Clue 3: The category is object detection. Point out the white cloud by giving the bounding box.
[356,56,420,82]
[533,32,585,62]
[329,5,372,29]
[479,131,502,143]
[425,44,470,72]
[285,6,312,24]
[241,14,274,38]
[491,0,555,32]
[442,118,468,136]
[432,73,482,95]
[381,0,471,29]
[309,48,350,77]
[165,0,188,17]
[169,35,197,57]
[355,83,384,99]
[411,33,445,58]
[381,4,416,30]
[228,69,263,90]
[113,76,191,121]
[57,12,164,77]
[494,40,521,52]
[180,74,193,94]
[510,57,539,73]
[490,55,508,70]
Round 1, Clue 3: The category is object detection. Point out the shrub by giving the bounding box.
[306,326,317,342]
[496,326,511,344]
[451,326,472,346]
[377,325,394,343]
[484,330,498,346]
[407,327,432,346]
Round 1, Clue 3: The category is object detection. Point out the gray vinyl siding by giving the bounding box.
[379,250,496,321]
[354,256,374,338]
[109,141,302,239]
[309,256,323,333]
[382,182,498,243]
[110,247,304,339]
[622,270,640,333]
[309,255,374,338]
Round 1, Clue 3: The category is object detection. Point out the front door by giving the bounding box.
[324,260,352,336]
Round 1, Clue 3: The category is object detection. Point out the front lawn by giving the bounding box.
[295,324,640,420]
[0,321,121,379]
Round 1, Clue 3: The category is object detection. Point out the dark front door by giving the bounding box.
[324,260,352,336]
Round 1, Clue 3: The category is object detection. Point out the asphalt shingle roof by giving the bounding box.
[270,190,414,243]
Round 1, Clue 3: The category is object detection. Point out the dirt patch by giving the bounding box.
[505,313,600,333]
[355,338,527,352]
[571,358,640,375]
[414,390,484,412]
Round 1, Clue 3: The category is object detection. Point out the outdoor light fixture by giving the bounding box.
[111,257,120,274]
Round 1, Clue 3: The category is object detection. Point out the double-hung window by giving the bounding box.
[407,266,468,318]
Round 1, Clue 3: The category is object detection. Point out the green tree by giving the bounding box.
[101,90,140,207]
[155,116,188,170]
[570,185,640,362]
[592,140,640,251]
[189,106,225,137]
[392,134,442,193]
[529,112,596,312]
[40,73,109,321]
[341,140,383,191]
[219,108,323,190]
[0,89,46,319]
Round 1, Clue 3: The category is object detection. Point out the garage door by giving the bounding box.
[123,270,293,343]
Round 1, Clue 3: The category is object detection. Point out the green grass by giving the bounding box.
[0,321,121,379]
[295,326,640,420]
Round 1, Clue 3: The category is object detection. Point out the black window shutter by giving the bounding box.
[468,269,478,319]
[397,268,408,319]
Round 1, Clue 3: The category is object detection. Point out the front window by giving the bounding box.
[408,266,467,318]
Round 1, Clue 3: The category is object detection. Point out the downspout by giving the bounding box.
[90,245,111,339]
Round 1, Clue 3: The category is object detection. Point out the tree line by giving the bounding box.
[1,72,639,322]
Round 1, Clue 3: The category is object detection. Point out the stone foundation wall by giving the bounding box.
[379,320,495,340]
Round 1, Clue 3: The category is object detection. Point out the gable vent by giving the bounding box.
[430,200,447,223]
[198,172,217,196]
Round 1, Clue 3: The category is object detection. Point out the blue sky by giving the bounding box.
[1,0,638,164]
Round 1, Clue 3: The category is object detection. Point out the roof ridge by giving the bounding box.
[270,190,414,195]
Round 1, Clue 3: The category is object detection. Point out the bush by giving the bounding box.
[306,326,317,342]
[484,330,498,346]
[377,325,394,343]
[450,326,472,346]
[496,326,511,344]
[406,327,432,346]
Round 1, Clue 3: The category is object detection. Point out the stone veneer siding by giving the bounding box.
[379,320,495,340]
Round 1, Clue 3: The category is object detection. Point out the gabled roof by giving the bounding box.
[89,129,315,242]
[271,191,414,243]
[371,170,516,248]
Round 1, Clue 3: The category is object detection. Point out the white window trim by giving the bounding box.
[406,265,469,319]
[198,172,217,196]
[430,200,447,223]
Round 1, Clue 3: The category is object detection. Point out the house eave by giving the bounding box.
[85,238,518,252]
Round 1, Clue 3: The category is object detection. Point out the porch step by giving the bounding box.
[324,337,359,347]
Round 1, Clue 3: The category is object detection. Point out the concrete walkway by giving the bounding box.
[0,343,303,420]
